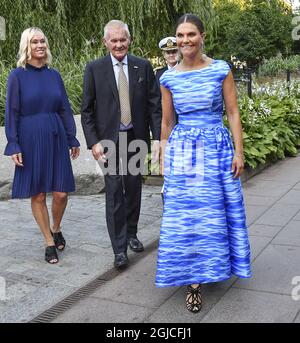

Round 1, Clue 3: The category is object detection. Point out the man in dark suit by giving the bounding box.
[81,20,161,269]
[155,36,178,86]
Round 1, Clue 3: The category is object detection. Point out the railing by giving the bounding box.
[234,67,294,98]
[234,68,253,98]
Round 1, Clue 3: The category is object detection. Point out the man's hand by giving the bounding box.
[92,142,107,162]
[151,140,160,163]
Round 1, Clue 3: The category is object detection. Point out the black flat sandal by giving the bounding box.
[52,230,66,251]
[45,245,59,264]
[186,284,202,313]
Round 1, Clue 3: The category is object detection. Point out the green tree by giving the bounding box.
[0,0,215,64]
[206,0,242,59]
[0,0,216,123]
[211,0,293,67]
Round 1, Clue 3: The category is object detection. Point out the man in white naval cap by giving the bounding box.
[155,37,179,200]
[155,36,178,85]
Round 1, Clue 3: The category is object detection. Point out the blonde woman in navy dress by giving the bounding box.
[4,27,80,264]
[156,14,251,313]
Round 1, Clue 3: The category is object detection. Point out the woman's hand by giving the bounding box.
[11,153,24,167]
[232,154,244,178]
[151,140,160,163]
[70,147,80,160]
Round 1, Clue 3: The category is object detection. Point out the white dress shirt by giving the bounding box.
[110,54,129,86]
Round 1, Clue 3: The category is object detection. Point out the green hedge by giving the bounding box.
[1,63,300,170]
[0,47,152,127]
[235,81,300,168]
[258,55,300,76]
[0,57,98,127]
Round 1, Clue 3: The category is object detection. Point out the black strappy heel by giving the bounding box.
[45,245,59,264]
[52,231,66,251]
[186,284,202,313]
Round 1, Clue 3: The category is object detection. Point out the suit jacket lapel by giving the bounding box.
[128,55,139,107]
[103,55,119,104]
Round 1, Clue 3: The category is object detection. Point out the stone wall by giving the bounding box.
[0,115,105,200]
[0,114,273,200]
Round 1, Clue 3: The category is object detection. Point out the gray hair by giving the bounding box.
[103,20,131,39]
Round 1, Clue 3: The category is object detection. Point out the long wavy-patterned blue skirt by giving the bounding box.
[155,60,251,287]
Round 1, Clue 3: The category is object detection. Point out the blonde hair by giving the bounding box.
[17,27,52,68]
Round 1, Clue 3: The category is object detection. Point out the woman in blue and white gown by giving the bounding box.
[156,14,251,313]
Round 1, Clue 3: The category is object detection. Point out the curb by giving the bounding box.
[29,239,159,323]
[0,161,276,201]
[143,161,273,187]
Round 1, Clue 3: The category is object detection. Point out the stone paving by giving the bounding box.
[53,153,300,323]
[0,185,162,323]
[0,116,105,200]
[1,153,300,323]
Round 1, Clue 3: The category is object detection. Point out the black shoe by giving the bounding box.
[51,231,66,251]
[45,245,59,264]
[127,237,144,252]
[114,252,128,269]
[186,284,202,313]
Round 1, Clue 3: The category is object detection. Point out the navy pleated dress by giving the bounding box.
[4,64,80,199]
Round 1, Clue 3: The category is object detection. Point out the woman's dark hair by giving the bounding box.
[175,13,205,33]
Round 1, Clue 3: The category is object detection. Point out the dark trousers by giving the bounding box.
[103,129,144,254]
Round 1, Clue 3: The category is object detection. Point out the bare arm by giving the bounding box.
[223,71,244,178]
[160,85,175,174]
